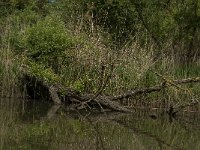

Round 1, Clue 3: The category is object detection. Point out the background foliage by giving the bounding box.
[0,0,200,98]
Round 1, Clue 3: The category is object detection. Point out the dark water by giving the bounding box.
[0,98,200,150]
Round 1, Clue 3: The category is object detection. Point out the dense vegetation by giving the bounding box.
[0,0,200,106]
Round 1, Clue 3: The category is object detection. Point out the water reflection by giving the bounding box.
[0,98,199,150]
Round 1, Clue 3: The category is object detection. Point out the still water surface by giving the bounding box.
[0,98,199,150]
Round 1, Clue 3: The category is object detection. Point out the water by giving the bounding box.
[0,98,199,150]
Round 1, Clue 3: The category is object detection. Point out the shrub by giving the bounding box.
[23,16,77,71]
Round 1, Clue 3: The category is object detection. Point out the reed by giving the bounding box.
[0,21,21,97]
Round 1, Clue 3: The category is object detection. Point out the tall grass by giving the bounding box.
[0,6,40,97]
[58,28,156,95]
[0,17,23,97]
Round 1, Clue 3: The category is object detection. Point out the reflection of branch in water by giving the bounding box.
[171,99,199,116]
[86,117,106,150]
[46,104,61,119]
[67,110,131,123]
[86,112,131,123]
[174,117,200,132]
[112,119,185,150]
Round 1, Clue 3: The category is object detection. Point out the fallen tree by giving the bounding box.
[24,74,132,113]
[21,62,199,114]
[22,62,132,113]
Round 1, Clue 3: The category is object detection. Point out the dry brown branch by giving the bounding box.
[112,76,200,101]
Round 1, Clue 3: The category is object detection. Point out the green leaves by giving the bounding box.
[16,15,79,72]
[26,16,74,59]
[26,60,60,83]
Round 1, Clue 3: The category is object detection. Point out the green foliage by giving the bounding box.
[72,74,94,93]
[95,1,136,46]
[26,60,60,83]
[73,80,85,93]
[25,16,74,59]
[49,0,83,23]
[9,9,41,51]
[14,15,79,72]
[0,0,41,16]
[1,0,200,99]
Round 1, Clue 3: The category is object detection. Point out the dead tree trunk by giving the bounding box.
[22,65,199,113]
